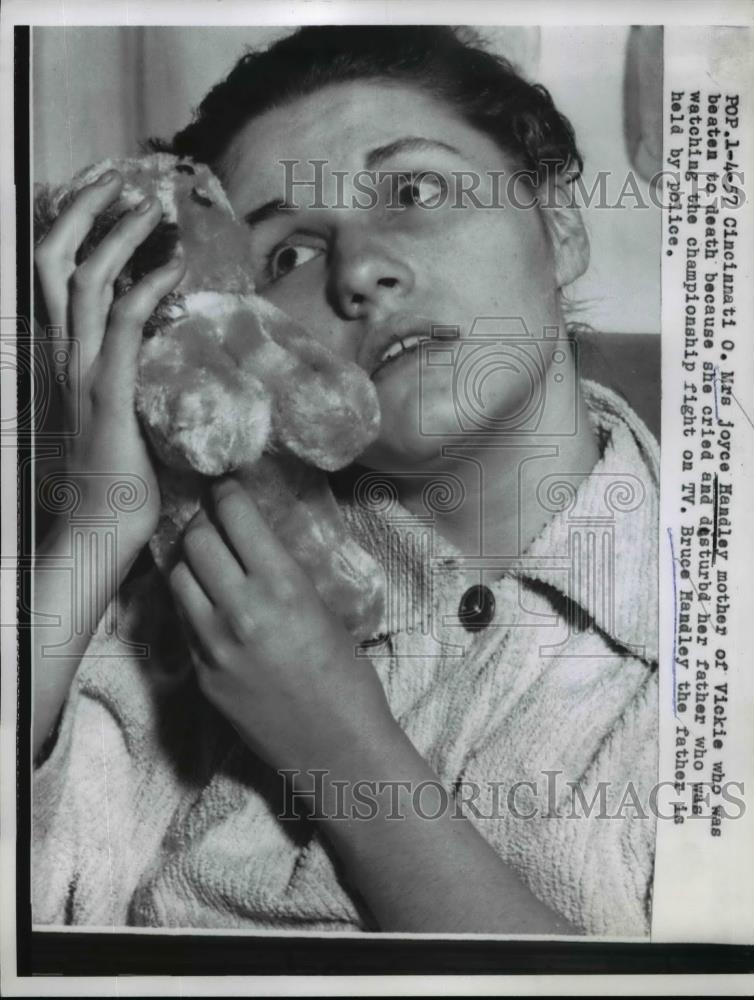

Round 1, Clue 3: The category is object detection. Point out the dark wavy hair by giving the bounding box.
[147,25,583,184]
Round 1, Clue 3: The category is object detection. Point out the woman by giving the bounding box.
[32,26,659,934]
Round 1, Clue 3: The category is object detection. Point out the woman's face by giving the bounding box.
[222,80,577,470]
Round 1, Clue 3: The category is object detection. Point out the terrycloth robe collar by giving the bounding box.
[339,379,660,666]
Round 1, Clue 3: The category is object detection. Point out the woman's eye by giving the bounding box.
[266,241,324,281]
[395,173,446,209]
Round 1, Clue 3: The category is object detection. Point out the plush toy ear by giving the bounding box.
[268,319,381,472]
[137,310,273,476]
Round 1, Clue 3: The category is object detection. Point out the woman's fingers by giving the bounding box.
[69,197,168,371]
[34,171,124,330]
[180,487,310,650]
[211,479,296,585]
[37,170,123,266]
[168,560,223,653]
[35,169,177,376]
[97,250,186,403]
[181,508,248,609]
[71,194,162,304]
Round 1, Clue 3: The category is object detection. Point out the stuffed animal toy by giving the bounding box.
[34,153,386,642]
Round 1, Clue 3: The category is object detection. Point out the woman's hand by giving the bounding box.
[32,170,188,758]
[35,169,187,572]
[168,478,395,773]
[169,478,575,934]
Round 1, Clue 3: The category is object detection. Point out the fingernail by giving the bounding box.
[96,169,118,186]
[134,196,156,214]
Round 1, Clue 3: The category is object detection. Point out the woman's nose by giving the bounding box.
[328,230,414,319]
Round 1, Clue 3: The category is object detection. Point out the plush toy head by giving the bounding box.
[34,153,387,641]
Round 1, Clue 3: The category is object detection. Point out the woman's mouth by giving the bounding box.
[366,317,459,378]
[372,333,442,378]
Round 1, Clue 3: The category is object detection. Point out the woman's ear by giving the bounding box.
[536,175,590,289]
